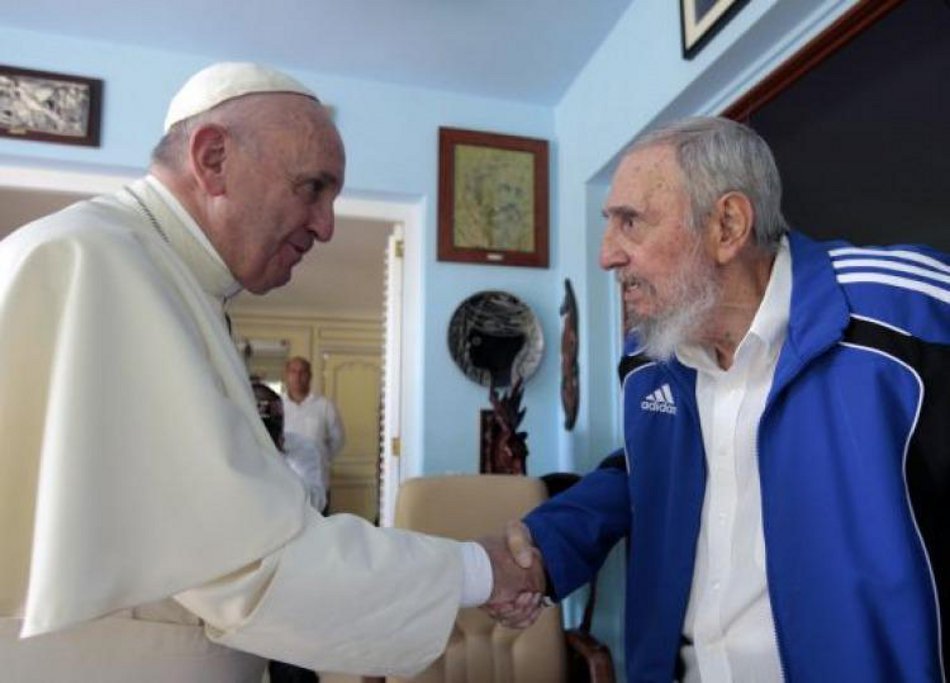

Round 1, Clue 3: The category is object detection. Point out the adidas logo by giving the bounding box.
[641,383,677,415]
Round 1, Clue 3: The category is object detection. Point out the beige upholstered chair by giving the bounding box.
[369,474,613,683]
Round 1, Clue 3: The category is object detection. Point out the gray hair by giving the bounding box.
[628,116,788,250]
[151,119,195,169]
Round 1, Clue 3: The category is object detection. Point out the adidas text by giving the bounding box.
[641,399,677,414]
[641,383,677,415]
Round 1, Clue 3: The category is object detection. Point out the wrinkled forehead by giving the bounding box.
[607,144,686,206]
[618,144,682,184]
[272,102,346,185]
[286,359,311,374]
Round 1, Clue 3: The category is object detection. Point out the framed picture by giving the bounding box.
[681,0,751,59]
[438,127,549,268]
[0,64,103,147]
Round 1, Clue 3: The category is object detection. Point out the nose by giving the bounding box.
[599,225,628,271]
[310,201,335,242]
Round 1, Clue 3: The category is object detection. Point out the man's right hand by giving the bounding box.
[477,520,548,629]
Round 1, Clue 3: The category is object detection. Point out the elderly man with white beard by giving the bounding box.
[488,116,949,682]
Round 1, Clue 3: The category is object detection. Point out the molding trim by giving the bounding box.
[0,162,136,194]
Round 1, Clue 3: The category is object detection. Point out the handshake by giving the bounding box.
[476,521,549,629]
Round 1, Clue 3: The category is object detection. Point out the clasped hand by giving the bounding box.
[476,520,548,629]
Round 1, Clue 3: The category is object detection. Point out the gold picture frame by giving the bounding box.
[438,127,549,268]
[681,0,751,59]
[0,64,102,147]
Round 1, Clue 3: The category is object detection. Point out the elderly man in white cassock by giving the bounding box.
[0,62,545,682]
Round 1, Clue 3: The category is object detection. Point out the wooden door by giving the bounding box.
[323,351,382,522]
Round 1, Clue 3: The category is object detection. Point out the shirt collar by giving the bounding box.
[748,235,791,359]
[677,236,791,370]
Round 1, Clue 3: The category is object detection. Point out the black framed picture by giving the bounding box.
[681,0,752,59]
[0,64,103,147]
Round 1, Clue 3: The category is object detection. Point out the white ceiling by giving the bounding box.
[0,0,635,105]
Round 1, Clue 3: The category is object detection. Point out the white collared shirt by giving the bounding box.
[676,237,791,683]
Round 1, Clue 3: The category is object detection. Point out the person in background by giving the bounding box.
[0,61,542,682]
[282,356,344,514]
[254,380,327,513]
[489,116,948,682]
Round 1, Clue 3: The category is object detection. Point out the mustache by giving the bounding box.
[615,271,645,290]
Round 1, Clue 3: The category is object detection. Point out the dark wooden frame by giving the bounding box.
[681,0,751,59]
[438,127,549,268]
[722,0,905,120]
[0,64,102,147]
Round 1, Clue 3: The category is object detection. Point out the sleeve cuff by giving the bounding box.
[458,541,493,607]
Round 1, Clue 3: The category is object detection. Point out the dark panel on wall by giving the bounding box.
[749,0,950,250]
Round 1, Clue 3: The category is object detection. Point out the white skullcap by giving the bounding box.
[163,62,317,133]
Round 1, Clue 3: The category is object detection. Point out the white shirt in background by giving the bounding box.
[282,431,328,512]
[282,393,345,495]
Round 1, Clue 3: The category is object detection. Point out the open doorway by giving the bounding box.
[230,213,397,524]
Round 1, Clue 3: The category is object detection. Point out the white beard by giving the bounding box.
[623,239,719,361]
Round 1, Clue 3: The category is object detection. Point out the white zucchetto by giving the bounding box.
[163,62,317,133]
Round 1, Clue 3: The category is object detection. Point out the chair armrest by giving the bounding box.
[564,628,615,683]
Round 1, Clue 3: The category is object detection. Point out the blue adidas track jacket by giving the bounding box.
[525,231,949,682]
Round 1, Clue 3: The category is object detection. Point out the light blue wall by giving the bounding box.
[0,25,560,478]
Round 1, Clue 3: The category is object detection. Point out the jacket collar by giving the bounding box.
[619,232,851,389]
[771,231,850,392]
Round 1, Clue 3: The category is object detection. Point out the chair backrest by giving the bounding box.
[389,475,567,683]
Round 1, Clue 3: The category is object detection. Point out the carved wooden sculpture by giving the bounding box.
[483,376,529,475]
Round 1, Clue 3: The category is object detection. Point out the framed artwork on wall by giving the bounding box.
[680,0,751,59]
[438,127,549,268]
[0,64,103,147]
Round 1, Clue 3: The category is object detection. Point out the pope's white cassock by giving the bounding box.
[0,176,467,681]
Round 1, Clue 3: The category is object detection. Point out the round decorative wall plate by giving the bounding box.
[447,290,544,388]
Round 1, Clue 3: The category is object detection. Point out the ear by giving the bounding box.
[188,124,230,197]
[708,191,755,265]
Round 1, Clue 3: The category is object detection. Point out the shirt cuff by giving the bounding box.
[459,541,493,607]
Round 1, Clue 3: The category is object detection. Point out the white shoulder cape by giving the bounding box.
[0,180,311,637]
